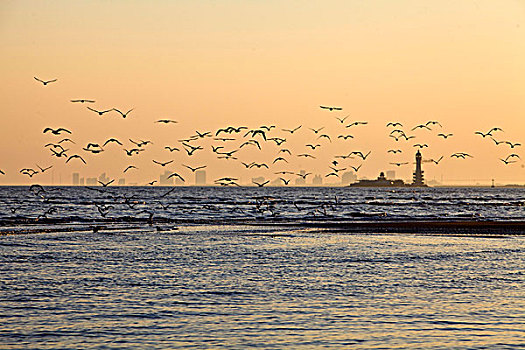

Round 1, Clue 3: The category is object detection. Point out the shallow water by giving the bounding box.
[1,186,525,235]
[0,227,524,349]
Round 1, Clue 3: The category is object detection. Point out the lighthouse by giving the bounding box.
[412,150,426,187]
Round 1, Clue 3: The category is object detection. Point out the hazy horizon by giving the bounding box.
[1,1,524,186]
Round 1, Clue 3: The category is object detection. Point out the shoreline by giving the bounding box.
[1,219,525,236]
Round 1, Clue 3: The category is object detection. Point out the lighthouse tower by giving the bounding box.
[412,150,425,186]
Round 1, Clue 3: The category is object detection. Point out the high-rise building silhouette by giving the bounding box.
[160,170,174,185]
[72,172,80,185]
[386,170,396,180]
[312,174,322,185]
[195,170,206,185]
[341,171,357,185]
[412,150,425,186]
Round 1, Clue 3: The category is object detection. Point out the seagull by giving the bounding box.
[349,164,362,172]
[123,165,138,173]
[306,144,321,150]
[412,124,431,131]
[152,160,174,167]
[297,153,316,159]
[490,138,505,145]
[113,108,134,118]
[156,119,178,124]
[244,129,267,140]
[488,127,504,134]
[338,134,354,140]
[282,125,302,134]
[71,99,95,103]
[505,141,521,148]
[386,122,403,127]
[296,172,312,179]
[252,180,270,187]
[317,134,332,142]
[36,164,53,172]
[346,121,368,128]
[474,131,492,138]
[309,127,325,134]
[183,164,207,172]
[500,158,516,165]
[320,105,342,111]
[388,149,402,154]
[390,162,409,167]
[195,130,212,138]
[167,172,185,182]
[43,127,71,135]
[425,120,442,127]
[98,179,115,187]
[124,148,143,156]
[87,106,113,116]
[437,133,453,139]
[66,155,86,164]
[240,140,261,150]
[165,146,180,152]
[34,77,57,85]
[249,163,269,169]
[335,115,350,124]
[279,178,290,185]
[431,156,444,164]
[273,157,288,164]
[103,138,123,146]
[451,152,473,159]
[147,180,157,186]
[58,138,75,144]
[413,143,428,149]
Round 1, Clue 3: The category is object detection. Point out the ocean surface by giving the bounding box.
[1,186,524,349]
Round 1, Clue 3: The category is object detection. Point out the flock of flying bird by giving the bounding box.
[0,76,522,186]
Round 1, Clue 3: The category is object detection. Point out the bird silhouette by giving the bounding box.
[437,133,453,139]
[87,106,113,116]
[103,138,123,146]
[123,165,138,173]
[388,149,402,154]
[34,77,57,85]
[36,164,53,172]
[320,105,342,111]
[282,125,302,134]
[309,127,325,134]
[386,122,403,127]
[156,119,178,124]
[183,164,207,172]
[167,172,185,181]
[338,134,354,140]
[43,127,71,135]
[165,146,180,152]
[71,99,95,103]
[152,160,174,167]
[98,179,115,187]
[390,162,408,167]
[66,155,86,164]
[113,108,134,118]
[252,180,270,187]
[335,115,350,124]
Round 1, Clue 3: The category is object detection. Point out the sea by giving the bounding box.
[0,186,524,349]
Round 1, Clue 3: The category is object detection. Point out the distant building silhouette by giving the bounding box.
[312,174,322,185]
[79,177,85,185]
[386,170,396,180]
[72,172,80,185]
[86,177,97,185]
[195,170,206,185]
[118,178,126,185]
[252,176,265,184]
[295,170,306,185]
[160,170,174,185]
[98,172,110,184]
[341,171,357,185]
[412,150,425,186]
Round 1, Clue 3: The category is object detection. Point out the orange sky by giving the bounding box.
[1,0,524,185]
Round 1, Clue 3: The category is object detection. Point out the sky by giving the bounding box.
[1,0,524,186]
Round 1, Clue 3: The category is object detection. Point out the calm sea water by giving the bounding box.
[1,187,524,349]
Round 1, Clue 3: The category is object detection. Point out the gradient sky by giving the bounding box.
[1,0,524,185]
